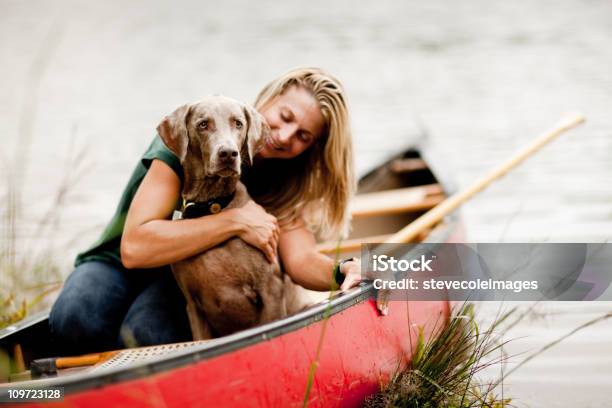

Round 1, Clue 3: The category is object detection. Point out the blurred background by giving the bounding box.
[1,0,611,406]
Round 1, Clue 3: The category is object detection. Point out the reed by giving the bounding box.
[364,303,515,408]
[0,24,71,330]
[364,301,612,408]
[0,135,90,329]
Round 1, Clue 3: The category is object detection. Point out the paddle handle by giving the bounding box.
[386,113,586,244]
[55,351,117,369]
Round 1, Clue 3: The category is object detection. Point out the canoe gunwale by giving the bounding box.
[2,285,372,393]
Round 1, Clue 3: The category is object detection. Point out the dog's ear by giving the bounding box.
[157,104,191,163]
[241,104,269,166]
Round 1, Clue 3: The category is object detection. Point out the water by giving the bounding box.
[1,0,611,405]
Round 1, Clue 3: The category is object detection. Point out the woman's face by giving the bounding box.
[257,85,325,160]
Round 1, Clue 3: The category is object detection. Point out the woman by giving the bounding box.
[50,67,364,354]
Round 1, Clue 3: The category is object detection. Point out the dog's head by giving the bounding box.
[157,96,269,179]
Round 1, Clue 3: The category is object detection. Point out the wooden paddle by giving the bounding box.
[30,351,119,378]
[372,113,585,315]
[384,113,585,244]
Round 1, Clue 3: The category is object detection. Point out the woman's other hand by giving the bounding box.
[339,258,389,316]
[231,200,280,264]
[338,258,362,292]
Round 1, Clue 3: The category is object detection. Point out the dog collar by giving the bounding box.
[178,192,236,219]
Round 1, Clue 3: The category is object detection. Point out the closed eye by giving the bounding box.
[280,109,293,122]
[298,131,311,143]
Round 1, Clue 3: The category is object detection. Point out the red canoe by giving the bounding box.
[0,140,462,407]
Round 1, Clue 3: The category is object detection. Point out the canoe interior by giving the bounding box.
[353,150,438,240]
[316,147,452,257]
[0,144,457,387]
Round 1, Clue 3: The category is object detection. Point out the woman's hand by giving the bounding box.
[231,200,280,264]
[338,258,362,291]
[339,258,389,315]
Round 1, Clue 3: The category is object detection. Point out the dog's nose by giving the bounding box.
[218,147,239,162]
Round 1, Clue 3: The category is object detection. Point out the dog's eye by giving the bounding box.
[235,119,243,129]
[198,120,208,130]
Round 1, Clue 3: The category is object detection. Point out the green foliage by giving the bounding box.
[1,136,88,329]
[364,303,514,408]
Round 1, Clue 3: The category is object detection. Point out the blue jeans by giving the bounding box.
[50,261,191,355]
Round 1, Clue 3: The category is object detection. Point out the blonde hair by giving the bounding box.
[247,67,356,239]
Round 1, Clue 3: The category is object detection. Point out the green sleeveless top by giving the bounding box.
[75,135,184,268]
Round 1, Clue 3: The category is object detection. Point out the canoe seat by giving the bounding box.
[317,234,392,255]
[317,184,445,254]
[316,228,435,255]
[349,184,444,218]
[389,158,428,173]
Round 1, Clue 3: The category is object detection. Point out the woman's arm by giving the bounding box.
[121,159,279,269]
[278,218,361,291]
[278,218,388,314]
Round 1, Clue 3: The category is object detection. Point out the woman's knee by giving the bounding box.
[119,275,191,347]
[50,293,103,345]
[50,261,133,351]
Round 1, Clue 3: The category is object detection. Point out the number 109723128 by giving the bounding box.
[2,388,63,402]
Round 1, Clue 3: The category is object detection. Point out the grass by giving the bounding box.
[0,134,90,330]
[364,303,515,408]
[0,22,70,330]
[302,238,344,407]
[362,301,612,408]
[0,136,89,382]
